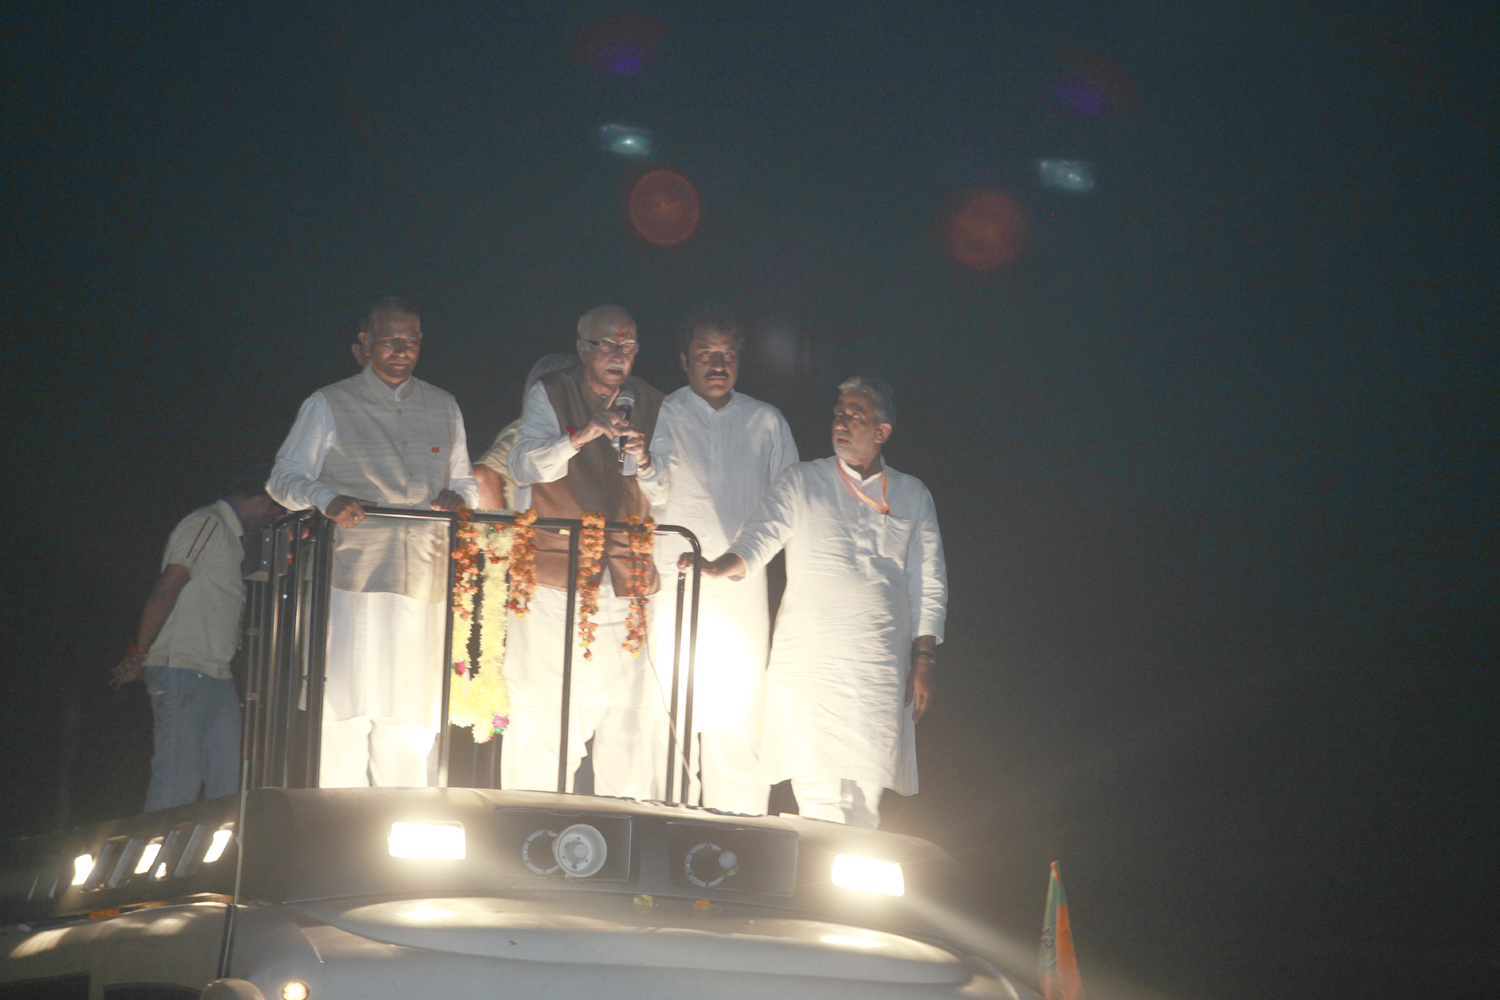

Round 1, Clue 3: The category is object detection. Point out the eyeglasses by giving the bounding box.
[582,338,639,357]
[371,336,421,353]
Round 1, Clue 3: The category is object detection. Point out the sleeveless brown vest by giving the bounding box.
[530,366,664,596]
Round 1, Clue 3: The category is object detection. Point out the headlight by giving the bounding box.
[202,826,234,864]
[387,822,465,859]
[831,854,904,896]
[134,839,163,875]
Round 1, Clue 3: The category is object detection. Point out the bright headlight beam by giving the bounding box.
[831,854,905,896]
[72,854,94,886]
[202,827,234,864]
[398,905,455,920]
[134,841,162,875]
[388,822,465,860]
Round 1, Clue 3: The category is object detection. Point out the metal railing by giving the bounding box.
[240,508,702,801]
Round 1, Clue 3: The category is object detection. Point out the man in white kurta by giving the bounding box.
[268,298,479,788]
[651,311,798,814]
[688,376,946,829]
[504,305,670,799]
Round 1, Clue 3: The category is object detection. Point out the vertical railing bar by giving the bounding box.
[681,535,704,804]
[557,528,581,794]
[259,521,290,790]
[437,514,459,788]
[304,516,333,789]
[664,569,687,803]
[241,562,262,793]
[277,519,305,788]
[238,569,255,793]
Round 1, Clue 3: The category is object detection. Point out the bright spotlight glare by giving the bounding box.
[1037,159,1096,192]
[281,982,310,1000]
[388,822,465,860]
[134,841,162,875]
[831,855,904,896]
[599,123,653,158]
[71,854,94,886]
[202,827,234,864]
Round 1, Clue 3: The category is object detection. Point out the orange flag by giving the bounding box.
[1039,861,1086,1000]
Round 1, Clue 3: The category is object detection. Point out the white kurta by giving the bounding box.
[729,456,947,796]
[503,380,670,798]
[650,388,798,736]
[268,372,479,786]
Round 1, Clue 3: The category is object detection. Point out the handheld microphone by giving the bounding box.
[612,389,636,457]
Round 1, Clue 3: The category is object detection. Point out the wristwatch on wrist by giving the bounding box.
[913,649,937,665]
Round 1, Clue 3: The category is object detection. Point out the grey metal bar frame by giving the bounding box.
[241,508,702,802]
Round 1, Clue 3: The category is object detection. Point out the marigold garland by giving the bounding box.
[575,512,607,659]
[506,507,539,616]
[449,507,484,650]
[447,508,513,743]
[622,515,655,656]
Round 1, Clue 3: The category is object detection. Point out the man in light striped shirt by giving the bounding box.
[113,466,283,811]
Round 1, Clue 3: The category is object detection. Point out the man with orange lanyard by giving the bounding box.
[683,376,947,828]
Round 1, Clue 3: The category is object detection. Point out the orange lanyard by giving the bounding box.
[837,461,891,515]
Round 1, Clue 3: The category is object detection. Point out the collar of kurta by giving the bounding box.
[359,361,414,401]
[687,388,737,413]
[836,456,885,484]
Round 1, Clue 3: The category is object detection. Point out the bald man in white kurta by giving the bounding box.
[269,306,478,787]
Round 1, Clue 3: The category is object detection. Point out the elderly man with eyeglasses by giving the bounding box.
[268,297,480,789]
[503,304,670,798]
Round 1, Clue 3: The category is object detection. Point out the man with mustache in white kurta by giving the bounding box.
[650,310,798,815]
[684,376,946,829]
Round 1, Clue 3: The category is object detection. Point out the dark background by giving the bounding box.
[2,4,1495,998]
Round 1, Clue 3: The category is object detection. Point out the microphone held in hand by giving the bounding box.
[612,389,636,456]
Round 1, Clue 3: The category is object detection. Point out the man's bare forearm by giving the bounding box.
[135,579,183,652]
[678,551,747,580]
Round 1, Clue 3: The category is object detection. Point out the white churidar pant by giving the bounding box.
[790,776,886,829]
[318,588,445,788]
[652,568,771,815]
[501,571,668,799]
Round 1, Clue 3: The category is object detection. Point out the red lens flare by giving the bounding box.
[629,169,701,247]
[942,189,1028,271]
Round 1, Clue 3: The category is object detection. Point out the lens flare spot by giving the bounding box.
[941,189,1027,271]
[571,15,667,77]
[1050,47,1139,118]
[629,169,701,247]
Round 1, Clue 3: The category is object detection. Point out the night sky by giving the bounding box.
[3,4,1496,999]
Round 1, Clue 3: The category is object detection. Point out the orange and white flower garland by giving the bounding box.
[622,515,655,656]
[447,507,513,743]
[575,512,607,658]
[506,507,538,616]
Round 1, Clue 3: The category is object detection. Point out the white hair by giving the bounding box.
[837,375,896,426]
